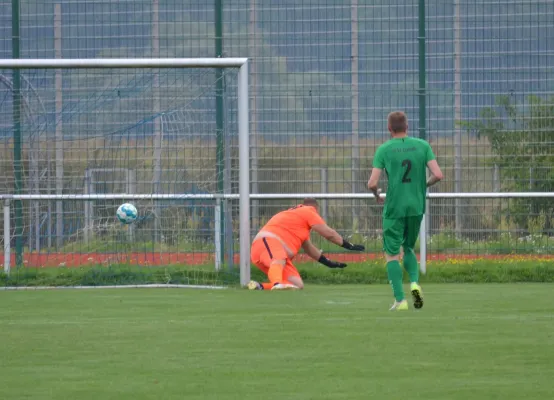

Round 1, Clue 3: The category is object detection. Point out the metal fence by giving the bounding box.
[0,1,552,265]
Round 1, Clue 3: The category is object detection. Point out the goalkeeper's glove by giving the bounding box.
[318,254,347,269]
[340,238,365,251]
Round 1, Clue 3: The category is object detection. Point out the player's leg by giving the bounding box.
[402,215,424,308]
[249,238,287,290]
[248,240,270,290]
[270,258,302,290]
[249,238,299,290]
[262,238,295,288]
[382,218,408,310]
[277,260,303,289]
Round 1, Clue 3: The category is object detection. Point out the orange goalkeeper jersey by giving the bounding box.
[259,205,325,256]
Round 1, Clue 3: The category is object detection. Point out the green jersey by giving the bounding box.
[372,136,435,218]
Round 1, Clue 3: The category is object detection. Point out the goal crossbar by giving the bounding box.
[0,57,251,285]
[0,58,248,69]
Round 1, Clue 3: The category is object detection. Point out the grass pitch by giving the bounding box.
[1,284,553,400]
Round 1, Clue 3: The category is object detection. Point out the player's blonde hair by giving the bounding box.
[388,111,408,133]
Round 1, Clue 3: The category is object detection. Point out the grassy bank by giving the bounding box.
[1,256,552,287]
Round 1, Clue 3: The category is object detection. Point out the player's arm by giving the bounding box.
[368,146,385,204]
[426,160,444,187]
[425,143,443,187]
[367,168,383,204]
[301,240,347,269]
[311,224,365,251]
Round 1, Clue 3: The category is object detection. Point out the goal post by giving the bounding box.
[0,58,251,287]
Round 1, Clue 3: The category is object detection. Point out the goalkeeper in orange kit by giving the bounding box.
[248,198,365,290]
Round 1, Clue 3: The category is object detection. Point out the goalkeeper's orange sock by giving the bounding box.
[268,262,284,284]
[263,262,296,289]
[261,282,274,290]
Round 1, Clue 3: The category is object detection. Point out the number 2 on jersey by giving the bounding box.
[401,159,412,183]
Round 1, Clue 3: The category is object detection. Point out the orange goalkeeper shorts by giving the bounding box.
[250,237,301,280]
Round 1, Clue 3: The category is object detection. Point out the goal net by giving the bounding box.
[0,58,250,288]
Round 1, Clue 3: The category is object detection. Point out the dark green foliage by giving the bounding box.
[0,265,238,287]
[1,259,552,287]
[461,95,554,233]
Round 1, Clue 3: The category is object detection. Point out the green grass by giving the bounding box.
[1,284,553,399]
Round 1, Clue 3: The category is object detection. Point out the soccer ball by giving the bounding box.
[116,203,138,224]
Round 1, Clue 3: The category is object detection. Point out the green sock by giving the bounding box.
[386,260,404,302]
[403,248,419,283]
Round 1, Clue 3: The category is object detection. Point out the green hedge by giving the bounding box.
[1,259,552,287]
[0,265,235,288]
[294,260,554,284]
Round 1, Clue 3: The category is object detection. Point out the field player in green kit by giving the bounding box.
[368,111,443,311]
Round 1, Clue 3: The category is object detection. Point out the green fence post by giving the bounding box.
[418,0,427,141]
[12,0,23,267]
[418,0,429,271]
[215,0,226,267]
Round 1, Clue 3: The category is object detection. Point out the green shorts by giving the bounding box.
[382,215,424,256]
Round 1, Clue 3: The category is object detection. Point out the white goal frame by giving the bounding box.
[0,58,251,285]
